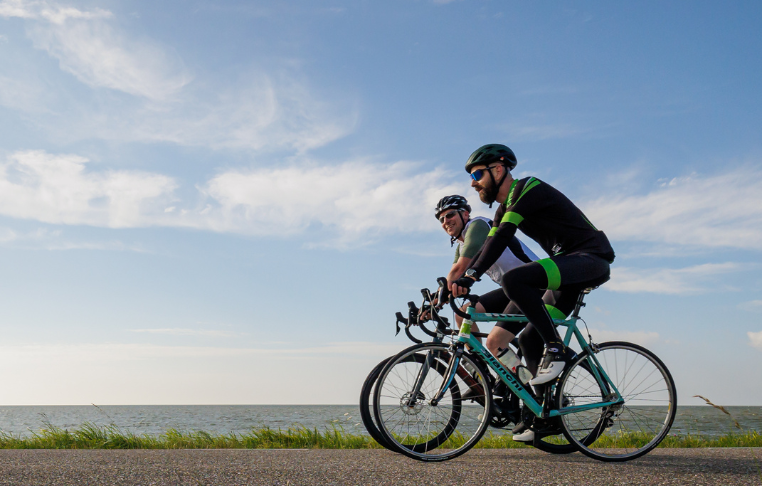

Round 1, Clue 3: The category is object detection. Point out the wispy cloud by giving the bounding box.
[739,300,762,313]
[587,329,660,346]
[0,341,403,361]
[130,328,238,338]
[0,0,354,152]
[749,331,762,351]
[502,122,587,142]
[200,160,464,241]
[0,150,465,242]
[0,0,111,23]
[607,262,741,294]
[2,0,189,100]
[584,166,762,250]
[0,150,176,228]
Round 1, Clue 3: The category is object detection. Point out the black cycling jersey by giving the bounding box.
[469,177,615,278]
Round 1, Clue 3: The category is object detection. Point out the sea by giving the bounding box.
[0,405,759,438]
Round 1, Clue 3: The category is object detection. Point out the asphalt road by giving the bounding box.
[0,448,759,485]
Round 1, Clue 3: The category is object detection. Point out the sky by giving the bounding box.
[0,0,760,406]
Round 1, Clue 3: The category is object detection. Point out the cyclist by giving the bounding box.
[429,195,539,358]
[451,144,615,391]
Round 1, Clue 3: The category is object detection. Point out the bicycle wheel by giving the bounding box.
[373,343,492,462]
[527,359,608,455]
[557,341,677,462]
[359,358,395,451]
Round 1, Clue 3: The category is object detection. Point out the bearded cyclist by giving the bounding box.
[451,144,615,391]
[428,195,539,356]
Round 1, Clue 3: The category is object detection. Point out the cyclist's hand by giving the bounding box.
[418,307,431,323]
[451,276,475,297]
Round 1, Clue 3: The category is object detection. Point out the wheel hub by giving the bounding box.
[400,391,426,415]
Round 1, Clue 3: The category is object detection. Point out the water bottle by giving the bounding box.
[497,347,521,372]
[498,348,533,386]
[516,365,533,386]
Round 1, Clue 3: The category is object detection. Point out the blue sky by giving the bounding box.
[0,0,760,406]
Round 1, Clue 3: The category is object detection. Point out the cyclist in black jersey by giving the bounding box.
[451,144,615,390]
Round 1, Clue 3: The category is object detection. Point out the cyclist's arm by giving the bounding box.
[470,180,543,278]
[447,256,472,286]
[469,221,517,278]
[449,219,490,284]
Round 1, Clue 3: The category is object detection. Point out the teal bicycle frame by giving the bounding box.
[435,306,625,420]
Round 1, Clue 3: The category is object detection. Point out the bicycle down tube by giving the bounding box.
[451,306,624,419]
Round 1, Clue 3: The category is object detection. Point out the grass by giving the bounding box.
[0,422,760,450]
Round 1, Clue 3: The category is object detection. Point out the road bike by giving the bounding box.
[370,279,677,462]
[361,284,587,456]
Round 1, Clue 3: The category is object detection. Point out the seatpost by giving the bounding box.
[570,290,588,318]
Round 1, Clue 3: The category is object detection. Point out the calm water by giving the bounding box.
[0,405,759,438]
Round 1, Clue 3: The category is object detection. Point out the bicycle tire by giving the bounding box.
[373,343,492,462]
[557,341,677,462]
[359,358,394,451]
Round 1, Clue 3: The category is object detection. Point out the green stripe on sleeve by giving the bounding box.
[500,211,524,226]
[545,304,567,320]
[517,178,541,202]
[488,227,498,236]
[537,258,562,290]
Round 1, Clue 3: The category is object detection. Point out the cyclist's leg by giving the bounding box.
[484,290,524,356]
[502,254,610,384]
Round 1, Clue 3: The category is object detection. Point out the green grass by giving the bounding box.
[0,423,760,449]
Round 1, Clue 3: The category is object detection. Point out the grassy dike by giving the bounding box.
[0,423,760,450]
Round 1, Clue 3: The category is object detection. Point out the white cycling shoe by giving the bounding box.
[512,429,534,442]
[529,345,575,386]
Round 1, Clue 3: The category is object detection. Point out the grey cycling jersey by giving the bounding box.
[456,217,538,284]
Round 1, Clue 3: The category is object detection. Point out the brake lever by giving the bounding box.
[395,311,408,336]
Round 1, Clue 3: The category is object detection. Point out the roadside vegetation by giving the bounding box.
[0,423,759,450]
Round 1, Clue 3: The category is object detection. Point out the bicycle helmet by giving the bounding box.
[465,144,517,174]
[465,144,517,207]
[435,195,471,246]
[435,195,471,220]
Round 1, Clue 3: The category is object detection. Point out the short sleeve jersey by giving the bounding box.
[454,218,491,262]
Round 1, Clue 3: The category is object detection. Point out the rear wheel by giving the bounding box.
[557,341,677,462]
[373,343,492,462]
[359,358,394,451]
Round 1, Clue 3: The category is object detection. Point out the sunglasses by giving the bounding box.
[470,165,500,182]
[439,211,460,224]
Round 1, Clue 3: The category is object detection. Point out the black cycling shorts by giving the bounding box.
[478,288,527,335]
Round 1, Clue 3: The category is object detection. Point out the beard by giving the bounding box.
[474,181,496,204]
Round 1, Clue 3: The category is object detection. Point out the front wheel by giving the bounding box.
[373,343,492,462]
[557,341,677,462]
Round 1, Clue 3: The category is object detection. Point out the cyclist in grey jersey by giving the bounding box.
[431,195,538,357]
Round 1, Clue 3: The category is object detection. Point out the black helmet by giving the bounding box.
[465,144,517,174]
[435,195,471,220]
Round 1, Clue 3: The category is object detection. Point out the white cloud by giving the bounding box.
[0,1,355,152]
[0,150,464,242]
[587,329,660,347]
[28,16,190,101]
[200,160,464,240]
[0,150,176,227]
[1,0,187,100]
[584,166,762,250]
[749,331,762,351]
[0,0,111,22]
[607,262,740,294]
[504,123,587,141]
[739,300,762,313]
[130,328,238,338]
[85,74,355,152]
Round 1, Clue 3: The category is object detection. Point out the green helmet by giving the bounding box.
[465,144,517,174]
